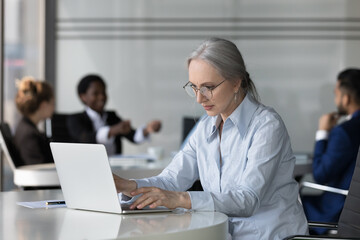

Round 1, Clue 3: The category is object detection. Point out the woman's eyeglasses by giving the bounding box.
[183,80,226,100]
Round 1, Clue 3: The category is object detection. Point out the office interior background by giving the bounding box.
[1,0,360,191]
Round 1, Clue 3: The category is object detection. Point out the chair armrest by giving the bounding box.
[284,236,360,240]
[308,221,338,230]
[300,181,348,196]
[286,223,358,240]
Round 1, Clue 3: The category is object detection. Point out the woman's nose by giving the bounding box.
[196,92,205,103]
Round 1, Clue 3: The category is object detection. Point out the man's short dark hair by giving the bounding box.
[337,68,360,105]
[77,74,106,96]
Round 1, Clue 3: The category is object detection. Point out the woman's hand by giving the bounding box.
[113,174,137,197]
[129,187,191,210]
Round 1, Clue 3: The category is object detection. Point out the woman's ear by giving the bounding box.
[234,79,242,93]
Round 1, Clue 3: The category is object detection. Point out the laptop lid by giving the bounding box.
[50,142,171,214]
[50,142,123,214]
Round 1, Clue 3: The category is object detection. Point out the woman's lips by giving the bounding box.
[203,105,213,111]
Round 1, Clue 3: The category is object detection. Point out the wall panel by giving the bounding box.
[55,0,360,155]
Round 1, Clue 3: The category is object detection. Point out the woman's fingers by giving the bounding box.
[131,190,158,209]
[133,195,157,209]
[130,187,167,209]
[131,186,154,196]
[149,199,162,209]
[112,174,137,196]
[129,187,190,209]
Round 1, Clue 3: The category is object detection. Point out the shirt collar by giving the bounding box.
[85,107,107,122]
[208,116,222,138]
[343,109,360,122]
[207,94,259,140]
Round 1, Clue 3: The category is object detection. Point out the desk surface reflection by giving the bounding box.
[1,189,228,240]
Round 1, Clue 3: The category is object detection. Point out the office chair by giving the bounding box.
[0,122,60,189]
[182,116,200,143]
[181,116,203,191]
[48,113,75,142]
[284,147,360,240]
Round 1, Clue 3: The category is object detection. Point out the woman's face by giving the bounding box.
[43,98,55,119]
[80,81,107,113]
[188,59,241,120]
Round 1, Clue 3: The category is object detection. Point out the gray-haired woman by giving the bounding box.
[114,38,308,239]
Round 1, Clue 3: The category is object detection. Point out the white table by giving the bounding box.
[110,153,313,179]
[109,154,171,179]
[0,189,228,240]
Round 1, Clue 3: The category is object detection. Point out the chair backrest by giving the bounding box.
[0,122,24,170]
[49,113,74,142]
[338,147,360,237]
[182,116,199,142]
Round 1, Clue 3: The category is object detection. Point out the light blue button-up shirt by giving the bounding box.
[135,95,308,239]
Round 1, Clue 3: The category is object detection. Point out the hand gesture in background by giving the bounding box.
[109,120,132,137]
[318,112,340,131]
[144,120,162,136]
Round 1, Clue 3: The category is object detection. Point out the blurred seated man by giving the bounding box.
[301,68,360,234]
[14,76,55,165]
[67,74,161,155]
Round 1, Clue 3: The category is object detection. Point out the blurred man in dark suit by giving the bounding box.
[302,68,360,234]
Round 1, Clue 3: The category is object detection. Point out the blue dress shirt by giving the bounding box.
[135,95,308,239]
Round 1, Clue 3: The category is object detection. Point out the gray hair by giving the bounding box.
[187,37,260,102]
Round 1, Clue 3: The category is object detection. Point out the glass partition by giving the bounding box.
[2,0,44,191]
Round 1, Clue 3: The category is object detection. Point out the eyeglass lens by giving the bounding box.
[184,84,212,99]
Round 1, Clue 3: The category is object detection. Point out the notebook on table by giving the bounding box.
[50,142,171,214]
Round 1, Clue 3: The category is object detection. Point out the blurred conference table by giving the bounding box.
[109,154,170,179]
[0,189,228,240]
[293,153,313,178]
[110,153,313,179]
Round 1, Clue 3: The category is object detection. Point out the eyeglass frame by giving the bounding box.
[183,80,226,99]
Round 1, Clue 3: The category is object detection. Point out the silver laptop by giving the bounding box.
[50,142,171,214]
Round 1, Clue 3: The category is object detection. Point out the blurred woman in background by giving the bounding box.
[14,76,55,165]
